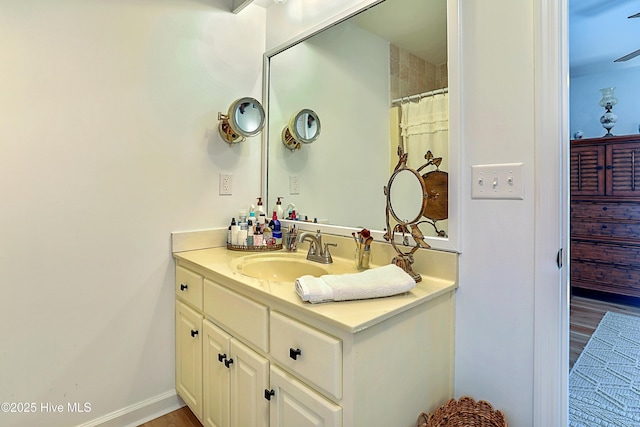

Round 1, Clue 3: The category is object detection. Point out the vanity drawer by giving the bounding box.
[203,279,268,353]
[176,266,203,310]
[270,311,342,400]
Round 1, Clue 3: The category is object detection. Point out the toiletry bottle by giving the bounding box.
[263,226,273,247]
[256,197,265,216]
[228,218,237,245]
[275,197,284,219]
[239,209,248,227]
[230,218,240,246]
[258,212,267,233]
[247,219,254,246]
[270,211,282,246]
[253,223,263,246]
[248,210,256,229]
[227,218,235,244]
[239,219,248,247]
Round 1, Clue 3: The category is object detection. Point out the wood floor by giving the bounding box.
[140,294,639,426]
[138,405,202,427]
[570,292,640,369]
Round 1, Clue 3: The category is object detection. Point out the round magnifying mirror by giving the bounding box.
[387,168,427,225]
[282,109,321,151]
[218,97,265,144]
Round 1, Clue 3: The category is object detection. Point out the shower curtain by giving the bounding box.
[398,91,449,237]
[399,92,449,171]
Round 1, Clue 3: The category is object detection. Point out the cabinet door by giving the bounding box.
[570,145,605,196]
[606,142,640,196]
[269,366,342,427]
[176,300,203,420]
[229,339,269,427]
[203,320,231,427]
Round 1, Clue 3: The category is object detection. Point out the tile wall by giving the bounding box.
[390,43,447,102]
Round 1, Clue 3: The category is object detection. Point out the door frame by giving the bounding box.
[533,0,569,425]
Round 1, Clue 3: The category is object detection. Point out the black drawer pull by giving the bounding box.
[289,348,302,360]
[606,165,613,170]
[218,353,226,363]
[602,206,608,211]
[601,225,608,229]
[224,358,234,368]
[190,329,199,337]
[264,389,275,400]
[180,283,188,291]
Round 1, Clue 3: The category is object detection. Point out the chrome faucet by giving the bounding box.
[298,230,337,264]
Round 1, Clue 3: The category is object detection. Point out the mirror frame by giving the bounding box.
[261,0,461,253]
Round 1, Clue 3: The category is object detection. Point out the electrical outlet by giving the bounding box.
[289,176,300,194]
[219,173,232,195]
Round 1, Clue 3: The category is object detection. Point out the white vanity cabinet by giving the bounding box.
[174,248,455,427]
[175,265,205,421]
[203,319,270,427]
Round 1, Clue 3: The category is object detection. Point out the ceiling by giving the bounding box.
[252,0,447,65]
[253,0,638,77]
[570,0,640,76]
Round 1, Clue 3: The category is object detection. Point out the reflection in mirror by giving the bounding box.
[218,97,265,144]
[282,109,321,151]
[265,0,455,249]
[388,168,425,225]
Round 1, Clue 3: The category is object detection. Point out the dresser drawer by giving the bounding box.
[176,266,203,310]
[270,311,342,400]
[571,240,640,267]
[571,201,640,221]
[570,218,640,239]
[571,260,640,298]
[204,279,268,353]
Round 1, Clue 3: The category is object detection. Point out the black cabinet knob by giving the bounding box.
[224,358,234,368]
[190,329,198,337]
[264,389,275,401]
[218,353,226,363]
[289,348,302,360]
[180,284,188,291]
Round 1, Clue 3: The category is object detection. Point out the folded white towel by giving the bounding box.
[295,264,416,304]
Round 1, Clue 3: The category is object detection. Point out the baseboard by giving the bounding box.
[75,390,185,427]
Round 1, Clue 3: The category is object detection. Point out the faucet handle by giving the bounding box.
[322,242,337,262]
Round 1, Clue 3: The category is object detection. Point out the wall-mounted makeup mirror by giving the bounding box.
[282,109,321,151]
[263,0,459,252]
[218,97,265,144]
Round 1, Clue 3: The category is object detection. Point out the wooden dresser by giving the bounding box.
[570,134,640,298]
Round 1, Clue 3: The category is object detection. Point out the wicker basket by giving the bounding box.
[417,396,507,427]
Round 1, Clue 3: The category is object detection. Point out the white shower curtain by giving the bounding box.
[400,92,449,171]
[398,91,449,237]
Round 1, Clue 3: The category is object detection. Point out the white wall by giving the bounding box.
[455,1,537,424]
[570,67,640,138]
[267,0,544,425]
[0,1,265,426]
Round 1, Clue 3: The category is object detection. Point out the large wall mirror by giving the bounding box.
[263,0,460,252]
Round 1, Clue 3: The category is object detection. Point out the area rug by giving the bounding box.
[569,311,640,426]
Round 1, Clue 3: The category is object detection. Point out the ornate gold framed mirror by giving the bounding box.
[384,147,448,281]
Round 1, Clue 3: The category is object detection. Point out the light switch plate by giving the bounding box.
[471,163,524,199]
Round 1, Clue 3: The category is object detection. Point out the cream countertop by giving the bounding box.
[173,242,457,334]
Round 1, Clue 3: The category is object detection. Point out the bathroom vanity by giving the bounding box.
[173,236,457,427]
